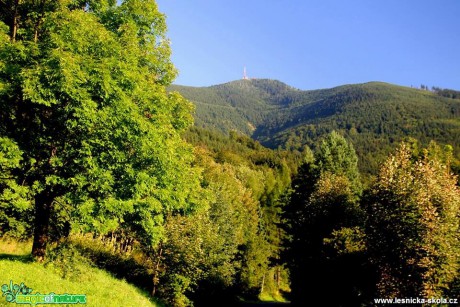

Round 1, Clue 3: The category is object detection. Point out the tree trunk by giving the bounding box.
[33,0,46,43]
[276,265,281,290]
[32,189,52,262]
[260,273,265,295]
[151,246,163,297]
[11,0,19,42]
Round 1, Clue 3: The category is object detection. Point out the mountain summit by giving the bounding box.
[170,79,460,174]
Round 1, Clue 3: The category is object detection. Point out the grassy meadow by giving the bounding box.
[0,240,159,307]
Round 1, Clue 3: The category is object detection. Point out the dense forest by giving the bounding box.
[173,79,460,179]
[1,1,460,306]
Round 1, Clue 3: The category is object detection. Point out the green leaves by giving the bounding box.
[283,131,367,304]
[315,131,362,197]
[0,138,33,238]
[366,143,460,297]
[0,137,22,169]
[0,0,202,258]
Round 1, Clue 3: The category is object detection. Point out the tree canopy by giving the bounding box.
[366,144,460,298]
[1,1,460,306]
[0,0,201,260]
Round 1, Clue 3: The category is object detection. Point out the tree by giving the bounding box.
[0,137,33,239]
[366,144,460,297]
[315,130,362,196]
[0,0,201,261]
[152,148,267,306]
[284,132,367,305]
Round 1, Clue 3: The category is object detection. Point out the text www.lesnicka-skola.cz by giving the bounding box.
[374,297,458,305]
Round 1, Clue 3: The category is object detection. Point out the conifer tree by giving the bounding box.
[284,132,366,305]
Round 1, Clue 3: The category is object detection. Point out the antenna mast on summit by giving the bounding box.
[243,66,249,80]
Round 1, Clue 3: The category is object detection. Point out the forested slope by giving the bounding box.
[2,1,459,306]
[171,80,460,176]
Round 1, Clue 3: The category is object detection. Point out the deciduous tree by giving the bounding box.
[0,0,201,261]
[366,144,460,297]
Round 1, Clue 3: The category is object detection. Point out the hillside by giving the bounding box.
[0,242,157,307]
[171,80,460,175]
[170,80,290,135]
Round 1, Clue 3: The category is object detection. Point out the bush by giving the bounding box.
[44,241,89,280]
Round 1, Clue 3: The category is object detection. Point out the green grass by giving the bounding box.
[0,241,159,307]
[0,240,32,257]
[258,291,289,303]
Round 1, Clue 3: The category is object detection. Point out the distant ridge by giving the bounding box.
[170,79,460,175]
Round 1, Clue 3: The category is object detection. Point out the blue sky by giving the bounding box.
[156,0,460,90]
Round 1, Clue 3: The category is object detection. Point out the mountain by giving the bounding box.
[170,79,460,176]
[170,79,294,135]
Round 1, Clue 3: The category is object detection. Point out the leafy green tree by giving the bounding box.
[153,149,266,305]
[315,130,362,196]
[198,151,266,299]
[366,144,460,297]
[158,212,227,307]
[284,132,367,305]
[182,128,297,300]
[0,0,201,261]
[0,137,33,239]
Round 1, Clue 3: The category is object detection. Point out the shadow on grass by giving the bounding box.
[0,253,34,263]
[72,241,153,293]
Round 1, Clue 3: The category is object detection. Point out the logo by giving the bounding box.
[1,281,86,305]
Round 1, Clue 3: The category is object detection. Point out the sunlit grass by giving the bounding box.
[0,240,159,307]
[259,291,289,303]
[0,239,32,257]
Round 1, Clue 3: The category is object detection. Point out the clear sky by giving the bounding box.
[155,0,460,90]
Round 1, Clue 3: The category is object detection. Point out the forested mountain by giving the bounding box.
[2,1,459,306]
[171,80,460,176]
